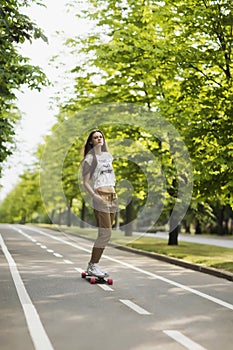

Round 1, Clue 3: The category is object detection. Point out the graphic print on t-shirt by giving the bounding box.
[84,152,116,190]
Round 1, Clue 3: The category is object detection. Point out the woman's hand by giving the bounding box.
[93,193,103,202]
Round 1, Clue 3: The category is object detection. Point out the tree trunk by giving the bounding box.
[168,210,180,245]
[58,208,62,225]
[80,200,86,228]
[114,210,119,230]
[195,220,202,234]
[183,220,190,233]
[124,199,134,236]
[67,198,73,227]
[20,213,26,224]
[215,206,226,235]
[50,209,55,224]
[168,226,179,245]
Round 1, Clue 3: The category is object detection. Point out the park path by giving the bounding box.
[133,231,233,248]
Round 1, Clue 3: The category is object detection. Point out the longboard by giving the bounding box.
[81,271,113,285]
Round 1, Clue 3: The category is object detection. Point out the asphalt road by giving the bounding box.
[0,224,233,350]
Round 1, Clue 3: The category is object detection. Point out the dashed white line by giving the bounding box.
[47,249,54,253]
[120,299,151,315]
[98,284,114,291]
[40,245,47,249]
[53,253,63,258]
[164,330,207,350]
[75,267,83,273]
[0,234,54,350]
[63,259,73,265]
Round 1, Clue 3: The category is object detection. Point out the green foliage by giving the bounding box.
[0,168,45,223]
[1,0,232,235]
[0,0,48,176]
[65,0,232,206]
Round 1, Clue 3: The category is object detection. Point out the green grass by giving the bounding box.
[37,224,233,274]
[126,237,233,273]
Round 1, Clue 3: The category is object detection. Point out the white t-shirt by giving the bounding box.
[84,152,116,190]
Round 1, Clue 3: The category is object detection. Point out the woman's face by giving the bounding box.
[91,131,104,147]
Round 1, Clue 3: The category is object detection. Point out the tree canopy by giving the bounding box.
[0,0,48,175]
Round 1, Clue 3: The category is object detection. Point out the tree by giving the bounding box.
[160,0,233,206]
[0,168,45,223]
[62,0,194,241]
[63,0,232,242]
[0,0,48,176]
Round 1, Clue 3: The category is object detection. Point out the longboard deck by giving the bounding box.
[81,271,113,285]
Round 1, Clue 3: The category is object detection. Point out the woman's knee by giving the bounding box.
[94,228,111,248]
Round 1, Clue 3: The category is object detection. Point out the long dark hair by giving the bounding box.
[82,129,108,178]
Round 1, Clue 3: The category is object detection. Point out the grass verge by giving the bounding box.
[126,237,233,273]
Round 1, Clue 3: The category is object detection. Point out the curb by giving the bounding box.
[112,244,233,282]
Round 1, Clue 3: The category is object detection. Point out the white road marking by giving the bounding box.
[0,234,54,350]
[75,267,83,273]
[98,284,114,291]
[63,259,73,264]
[40,245,47,249]
[164,330,207,350]
[53,253,63,258]
[120,299,151,315]
[47,249,54,253]
[15,226,233,312]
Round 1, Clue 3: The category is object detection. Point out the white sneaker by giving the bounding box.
[87,263,105,278]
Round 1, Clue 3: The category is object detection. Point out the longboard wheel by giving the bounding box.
[81,272,86,278]
[90,277,96,284]
[107,278,113,285]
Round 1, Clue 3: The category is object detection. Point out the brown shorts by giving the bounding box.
[93,190,118,248]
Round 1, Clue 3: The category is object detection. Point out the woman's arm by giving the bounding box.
[83,171,95,197]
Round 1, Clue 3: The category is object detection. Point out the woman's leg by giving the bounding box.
[88,192,117,266]
[87,211,111,275]
[89,247,104,264]
[92,209,112,260]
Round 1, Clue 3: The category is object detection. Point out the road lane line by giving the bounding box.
[53,253,63,258]
[120,300,151,315]
[47,249,54,253]
[0,234,54,350]
[105,257,233,311]
[16,226,233,311]
[75,267,83,273]
[63,259,73,264]
[164,330,207,350]
[98,284,114,291]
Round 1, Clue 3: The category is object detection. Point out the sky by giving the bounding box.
[0,0,87,200]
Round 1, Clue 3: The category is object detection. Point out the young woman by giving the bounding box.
[82,129,118,277]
